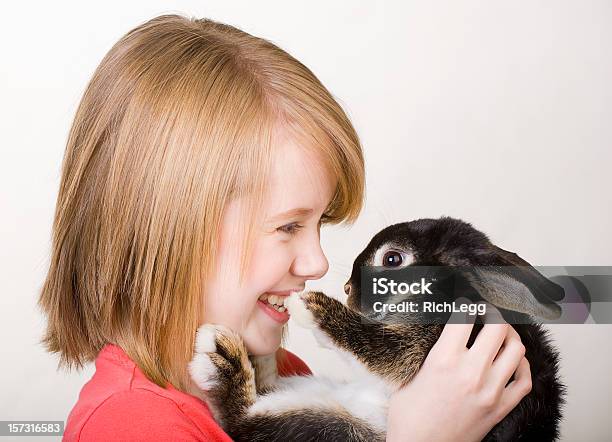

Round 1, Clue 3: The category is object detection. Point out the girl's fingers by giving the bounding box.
[469,304,510,367]
[436,297,478,352]
[498,356,533,418]
[490,329,526,386]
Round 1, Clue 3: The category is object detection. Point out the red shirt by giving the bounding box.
[63,344,311,441]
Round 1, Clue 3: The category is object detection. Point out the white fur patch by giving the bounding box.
[188,324,225,391]
[248,374,391,433]
[285,291,315,328]
[312,328,335,349]
[188,352,218,391]
[194,324,218,353]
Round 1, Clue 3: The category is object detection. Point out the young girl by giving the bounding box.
[39,14,532,441]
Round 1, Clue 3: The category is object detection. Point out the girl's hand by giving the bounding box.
[386,301,532,442]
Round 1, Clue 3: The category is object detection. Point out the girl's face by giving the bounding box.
[202,132,335,355]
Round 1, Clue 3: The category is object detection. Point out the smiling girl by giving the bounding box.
[39,14,531,441]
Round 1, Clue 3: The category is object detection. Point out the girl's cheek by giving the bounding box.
[250,248,292,281]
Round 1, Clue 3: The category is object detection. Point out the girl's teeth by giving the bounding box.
[259,292,291,312]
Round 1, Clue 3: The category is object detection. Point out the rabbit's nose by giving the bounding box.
[344,283,351,296]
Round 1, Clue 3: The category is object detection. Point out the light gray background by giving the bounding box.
[1,1,610,441]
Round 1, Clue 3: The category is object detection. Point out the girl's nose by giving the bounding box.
[291,237,329,280]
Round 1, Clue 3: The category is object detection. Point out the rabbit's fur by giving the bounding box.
[189,217,565,441]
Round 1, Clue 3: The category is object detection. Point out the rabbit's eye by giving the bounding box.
[372,245,414,267]
[382,250,404,267]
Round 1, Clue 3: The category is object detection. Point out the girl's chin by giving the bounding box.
[244,335,282,356]
[243,320,284,355]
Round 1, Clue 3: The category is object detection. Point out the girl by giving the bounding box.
[38,14,531,441]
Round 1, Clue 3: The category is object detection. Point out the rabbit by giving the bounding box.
[189,216,565,441]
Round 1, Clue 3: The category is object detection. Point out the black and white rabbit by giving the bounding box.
[189,216,565,441]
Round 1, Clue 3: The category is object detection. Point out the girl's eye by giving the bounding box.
[277,223,304,235]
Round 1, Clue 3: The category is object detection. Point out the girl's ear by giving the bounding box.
[459,246,564,321]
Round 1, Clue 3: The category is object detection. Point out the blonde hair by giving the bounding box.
[38,13,365,392]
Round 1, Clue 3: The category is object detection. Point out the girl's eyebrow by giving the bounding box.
[267,207,313,223]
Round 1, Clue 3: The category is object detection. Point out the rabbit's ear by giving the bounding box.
[462,267,562,320]
[491,246,565,302]
[462,245,564,320]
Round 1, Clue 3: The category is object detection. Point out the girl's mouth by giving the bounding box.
[257,292,291,323]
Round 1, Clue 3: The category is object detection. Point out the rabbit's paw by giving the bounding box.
[286,291,337,326]
[188,324,252,392]
[285,291,316,328]
[286,291,342,349]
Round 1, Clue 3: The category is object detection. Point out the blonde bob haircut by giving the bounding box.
[38,14,365,392]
